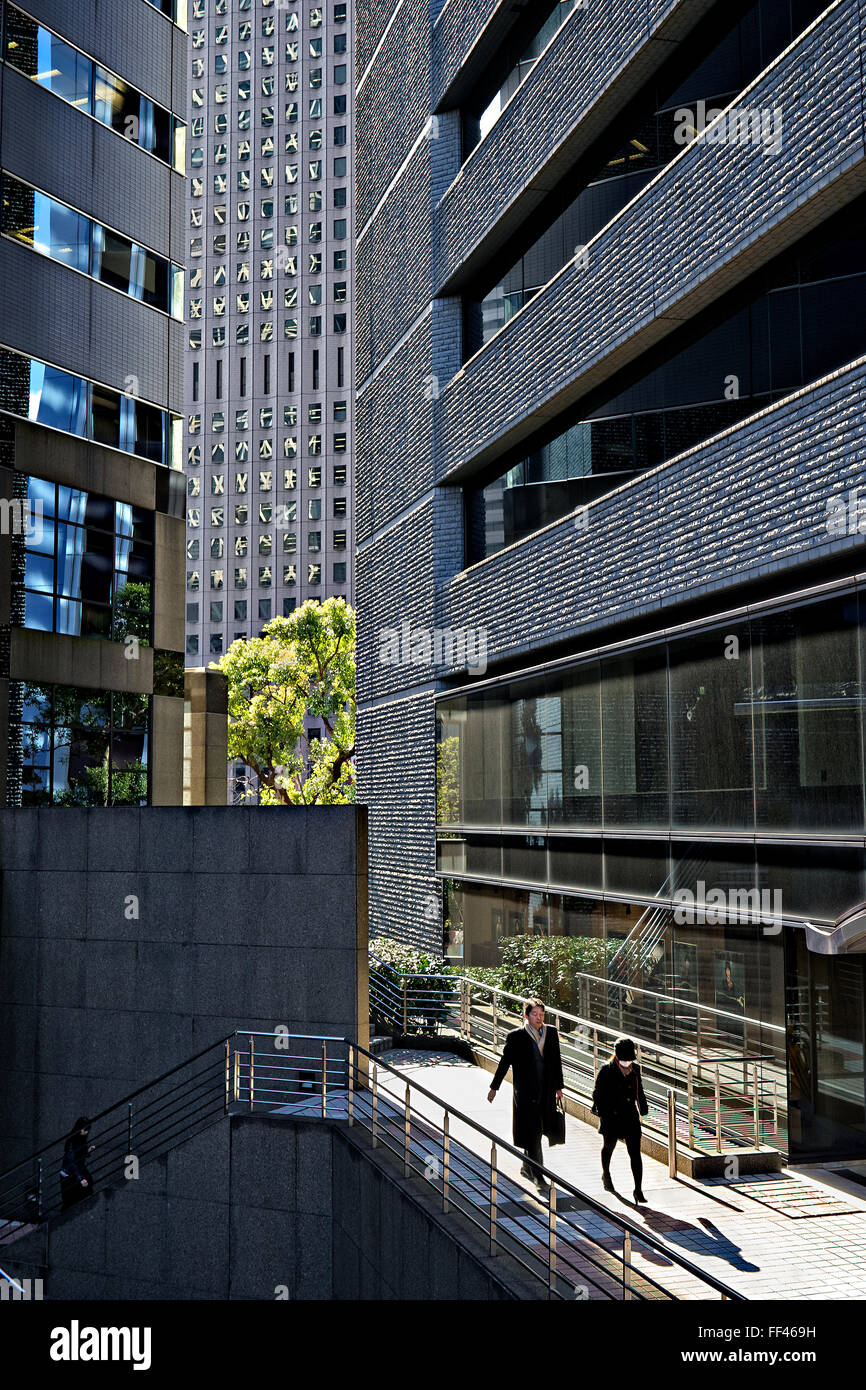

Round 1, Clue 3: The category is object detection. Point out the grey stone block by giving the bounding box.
[36,809,88,872]
[86,808,141,872]
[166,1195,230,1296]
[295,1124,333,1216]
[40,872,87,939]
[103,1189,168,1282]
[294,1211,332,1300]
[229,1203,297,1300]
[85,872,141,942]
[139,808,195,872]
[247,806,310,876]
[167,1121,230,1202]
[228,1116,296,1212]
[2,871,41,935]
[0,809,39,869]
[191,807,250,873]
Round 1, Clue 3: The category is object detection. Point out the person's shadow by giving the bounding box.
[625,1198,760,1273]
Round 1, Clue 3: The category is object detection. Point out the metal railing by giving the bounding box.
[0,1031,342,1243]
[344,1041,743,1301]
[369,956,780,1153]
[0,1029,746,1300]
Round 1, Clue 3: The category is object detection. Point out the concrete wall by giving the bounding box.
[0,805,368,1165]
[1,1113,522,1300]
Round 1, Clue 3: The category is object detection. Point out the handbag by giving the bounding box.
[547,1096,566,1146]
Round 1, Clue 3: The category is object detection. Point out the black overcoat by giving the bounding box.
[490,1026,564,1149]
[591,1060,648,1139]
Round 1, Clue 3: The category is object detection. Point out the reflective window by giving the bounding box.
[0,346,178,467]
[6,6,185,171]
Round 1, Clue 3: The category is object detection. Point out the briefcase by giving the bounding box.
[548,1098,566,1147]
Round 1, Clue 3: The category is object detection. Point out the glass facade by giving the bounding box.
[0,347,180,467]
[14,475,154,642]
[11,682,149,806]
[5,5,186,170]
[437,586,866,1155]
[466,194,866,561]
[1,174,183,316]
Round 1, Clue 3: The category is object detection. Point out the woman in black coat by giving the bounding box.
[487,998,564,1191]
[591,1037,648,1203]
[60,1117,95,1210]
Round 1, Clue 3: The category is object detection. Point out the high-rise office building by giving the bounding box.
[358,0,866,1161]
[183,0,355,800]
[0,0,188,807]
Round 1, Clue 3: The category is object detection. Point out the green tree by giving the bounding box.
[212,597,355,805]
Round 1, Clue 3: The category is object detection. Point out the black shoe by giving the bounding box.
[520,1164,534,1180]
[602,1172,614,1192]
[634,1188,647,1204]
[534,1176,550,1194]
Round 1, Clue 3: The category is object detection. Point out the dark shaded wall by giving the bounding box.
[0,806,368,1165]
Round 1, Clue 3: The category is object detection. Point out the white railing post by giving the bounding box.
[249,1034,255,1111]
[404,1082,411,1177]
[443,1112,451,1214]
[753,1063,759,1148]
[492,990,498,1048]
[348,1044,354,1127]
[687,1064,695,1150]
[667,1088,677,1178]
[623,1231,632,1300]
[714,1064,721,1152]
[321,1041,327,1119]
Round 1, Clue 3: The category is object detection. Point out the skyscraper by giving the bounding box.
[0,0,188,807]
[184,0,354,799]
[357,0,866,1161]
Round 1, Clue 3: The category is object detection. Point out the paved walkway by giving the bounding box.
[374,1049,866,1301]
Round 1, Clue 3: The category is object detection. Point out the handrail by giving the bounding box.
[372,965,770,1071]
[348,1038,745,1301]
[575,970,786,1036]
[0,1028,745,1299]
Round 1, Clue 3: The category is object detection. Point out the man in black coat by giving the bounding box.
[592,1036,648,1203]
[487,998,564,1191]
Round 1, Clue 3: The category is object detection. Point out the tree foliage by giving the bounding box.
[212,597,355,805]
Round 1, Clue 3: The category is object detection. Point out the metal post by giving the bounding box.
[548,1182,557,1292]
[348,1045,354,1127]
[489,1142,498,1256]
[443,1112,451,1214]
[233,1049,239,1104]
[224,1039,230,1113]
[773,1077,778,1135]
[714,1064,721,1153]
[667,1089,677,1179]
[321,1041,327,1119]
[622,1230,632,1300]
[402,980,408,1035]
[592,1028,598,1074]
[687,1064,695,1150]
[404,1082,411,1177]
[371,1063,379,1146]
[752,1063,759,1148]
[696,1007,702,1061]
[249,1034,255,1111]
[492,991,498,1048]
[127,1102,133,1158]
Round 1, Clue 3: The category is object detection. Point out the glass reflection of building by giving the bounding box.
[437,584,866,1159]
[0,0,188,808]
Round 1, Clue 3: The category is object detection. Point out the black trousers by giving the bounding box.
[522,1131,544,1178]
[601,1130,643,1189]
[60,1174,91,1210]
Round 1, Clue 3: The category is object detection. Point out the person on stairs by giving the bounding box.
[592,1037,648,1203]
